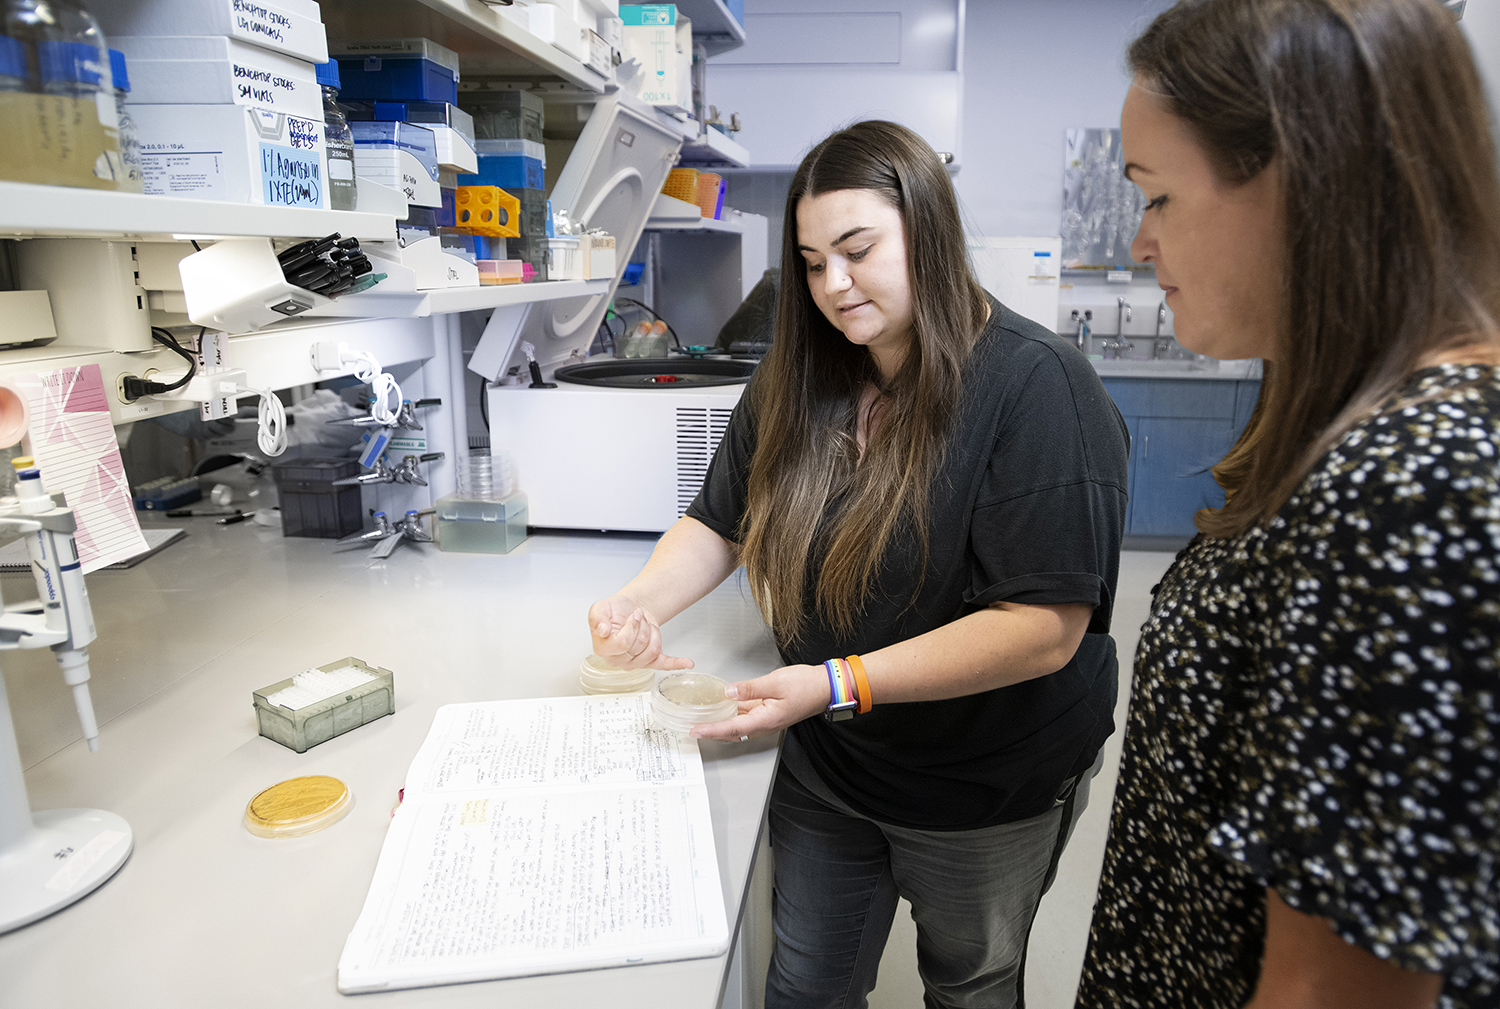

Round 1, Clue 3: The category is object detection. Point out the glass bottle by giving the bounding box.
[108,48,140,192]
[0,0,121,189]
[315,58,357,211]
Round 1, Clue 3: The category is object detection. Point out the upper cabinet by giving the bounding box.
[703,0,960,168]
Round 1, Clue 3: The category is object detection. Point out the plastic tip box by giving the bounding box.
[272,457,364,538]
[253,656,395,753]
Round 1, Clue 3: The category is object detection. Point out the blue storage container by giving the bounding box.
[334,54,457,104]
[458,157,542,191]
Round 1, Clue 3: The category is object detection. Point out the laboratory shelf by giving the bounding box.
[678,129,751,168]
[0,182,397,243]
[645,212,747,233]
[320,0,606,92]
[676,0,749,56]
[301,279,610,319]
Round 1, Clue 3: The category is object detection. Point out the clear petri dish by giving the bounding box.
[244,775,352,838]
[578,654,656,695]
[650,672,738,736]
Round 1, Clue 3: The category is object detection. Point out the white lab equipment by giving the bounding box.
[967,237,1063,332]
[0,468,131,934]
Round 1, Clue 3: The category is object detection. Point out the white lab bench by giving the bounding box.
[0,519,781,1008]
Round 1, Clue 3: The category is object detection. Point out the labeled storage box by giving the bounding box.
[95,0,330,64]
[459,88,544,143]
[350,120,440,207]
[114,35,323,119]
[460,138,545,191]
[582,233,617,279]
[253,656,395,753]
[620,5,692,115]
[342,99,475,172]
[134,104,327,208]
[363,235,480,290]
[273,457,363,538]
[435,491,527,554]
[333,39,459,104]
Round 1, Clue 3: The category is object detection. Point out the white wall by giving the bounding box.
[953,0,1171,238]
[1458,0,1500,146]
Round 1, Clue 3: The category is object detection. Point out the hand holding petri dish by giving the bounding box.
[650,672,737,736]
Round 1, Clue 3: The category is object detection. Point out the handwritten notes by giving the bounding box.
[337,695,728,994]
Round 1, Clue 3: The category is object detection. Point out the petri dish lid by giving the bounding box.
[578,654,654,694]
[244,775,352,838]
[651,672,737,734]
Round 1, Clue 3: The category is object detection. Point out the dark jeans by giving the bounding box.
[765,747,1100,1009]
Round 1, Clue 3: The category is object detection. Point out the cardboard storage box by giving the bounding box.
[114,35,323,119]
[620,5,692,115]
[134,103,328,208]
[95,0,330,64]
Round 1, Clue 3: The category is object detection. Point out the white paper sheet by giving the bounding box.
[11,365,147,573]
[337,695,729,994]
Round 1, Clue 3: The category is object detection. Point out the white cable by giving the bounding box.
[222,382,288,457]
[255,388,287,457]
[346,350,402,426]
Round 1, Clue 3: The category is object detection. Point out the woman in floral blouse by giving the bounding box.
[1077,1,1500,1007]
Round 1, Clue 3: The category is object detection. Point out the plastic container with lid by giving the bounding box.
[650,672,738,736]
[0,0,121,188]
[316,58,357,211]
[578,654,655,696]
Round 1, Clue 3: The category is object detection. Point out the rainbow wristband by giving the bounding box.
[823,658,859,721]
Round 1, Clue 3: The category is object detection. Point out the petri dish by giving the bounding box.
[650,672,738,736]
[578,654,655,695]
[244,775,352,838]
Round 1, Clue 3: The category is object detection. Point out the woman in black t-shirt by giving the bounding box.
[588,120,1128,1008]
[1077,2,1500,1007]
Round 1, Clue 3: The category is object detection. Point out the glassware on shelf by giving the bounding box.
[0,0,122,189]
[108,48,140,192]
[317,59,357,211]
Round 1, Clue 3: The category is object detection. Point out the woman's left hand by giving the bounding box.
[691,664,830,742]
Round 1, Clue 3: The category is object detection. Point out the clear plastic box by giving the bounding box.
[253,656,395,753]
[435,490,527,554]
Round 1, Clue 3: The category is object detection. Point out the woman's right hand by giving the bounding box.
[588,594,695,671]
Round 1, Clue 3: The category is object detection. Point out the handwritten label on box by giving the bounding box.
[260,142,322,208]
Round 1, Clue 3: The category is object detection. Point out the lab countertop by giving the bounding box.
[1089,357,1263,380]
[0,520,782,1008]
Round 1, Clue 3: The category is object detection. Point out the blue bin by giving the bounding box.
[335,55,457,104]
[458,155,545,192]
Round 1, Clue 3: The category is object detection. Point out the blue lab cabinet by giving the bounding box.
[1100,377,1261,540]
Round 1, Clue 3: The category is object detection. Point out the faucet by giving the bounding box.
[1153,301,1168,359]
[1103,298,1135,359]
[1070,308,1092,351]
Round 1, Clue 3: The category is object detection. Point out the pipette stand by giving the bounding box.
[0,674,132,934]
[0,478,131,934]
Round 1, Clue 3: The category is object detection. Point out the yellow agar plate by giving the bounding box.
[244,775,352,838]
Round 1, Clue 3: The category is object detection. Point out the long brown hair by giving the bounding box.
[738,121,989,646]
[1129,0,1500,537]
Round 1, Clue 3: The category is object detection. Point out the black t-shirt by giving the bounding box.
[687,298,1130,829]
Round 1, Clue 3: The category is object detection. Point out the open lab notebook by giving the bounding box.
[337,694,730,994]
